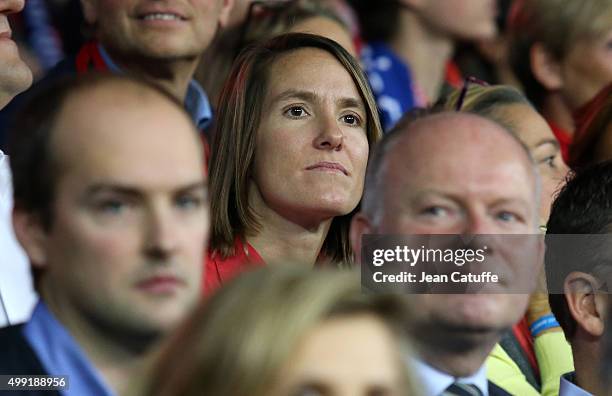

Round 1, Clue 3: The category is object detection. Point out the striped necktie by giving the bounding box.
[441,382,484,396]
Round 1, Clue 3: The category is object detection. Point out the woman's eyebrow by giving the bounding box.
[534,138,559,149]
[271,89,365,112]
[338,97,365,112]
[270,89,318,105]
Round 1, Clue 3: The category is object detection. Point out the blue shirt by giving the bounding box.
[98,45,213,130]
[22,302,115,396]
[411,358,489,396]
[559,372,594,396]
[361,41,417,132]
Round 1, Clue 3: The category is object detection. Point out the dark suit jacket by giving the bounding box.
[0,325,60,396]
[489,380,514,396]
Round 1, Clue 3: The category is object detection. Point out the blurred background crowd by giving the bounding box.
[2,0,612,395]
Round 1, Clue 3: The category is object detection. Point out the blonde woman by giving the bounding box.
[138,267,421,396]
[508,0,612,160]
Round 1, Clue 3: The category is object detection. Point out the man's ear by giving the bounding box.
[564,271,606,337]
[350,213,373,265]
[12,208,49,271]
[530,42,563,91]
[80,0,99,25]
[217,0,235,29]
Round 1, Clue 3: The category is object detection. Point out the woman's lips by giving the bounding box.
[305,161,348,175]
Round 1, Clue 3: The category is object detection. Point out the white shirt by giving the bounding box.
[0,150,37,326]
[411,358,489,396]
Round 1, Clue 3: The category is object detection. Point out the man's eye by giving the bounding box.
[497,211,519,222]
[176,195,203,209]
[285,106,308,118]
[96,200,127,214]
[421,206,447,217]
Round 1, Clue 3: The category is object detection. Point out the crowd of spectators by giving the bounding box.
[1,1,612,395]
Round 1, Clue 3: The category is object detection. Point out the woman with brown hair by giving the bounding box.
[205,33,382,292]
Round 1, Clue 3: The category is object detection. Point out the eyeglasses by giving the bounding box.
[454,76,489,112]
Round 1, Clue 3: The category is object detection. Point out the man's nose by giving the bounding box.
[143,205,179,261]
[462,211,495,235]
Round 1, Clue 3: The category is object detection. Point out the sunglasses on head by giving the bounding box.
[454,76,489,112]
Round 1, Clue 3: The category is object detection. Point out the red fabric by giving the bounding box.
[548,121,572,164]
[204,238,265,295]
[201,134,210,175]
[445,61,463,88]
[513,318,540,378]
[75,41,109,74]
[507,0,527,30]
[572,83,612,136]
[569,82,612,168]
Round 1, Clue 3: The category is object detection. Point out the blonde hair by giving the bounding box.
[509,0,612,107]
[140,267,420,396]
[438,85,542,219]
[441,83,531,133]
[209,33,382,263]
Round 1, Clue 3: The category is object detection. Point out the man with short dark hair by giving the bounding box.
[545,161,612,396]
[351,111,541,396]
[0,74,210,396]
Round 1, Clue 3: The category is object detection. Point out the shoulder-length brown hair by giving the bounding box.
[209,33,382,263]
